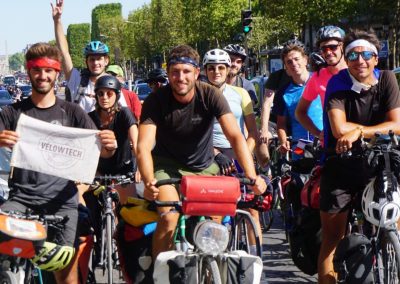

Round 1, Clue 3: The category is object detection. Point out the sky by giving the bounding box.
[0,0,150,55]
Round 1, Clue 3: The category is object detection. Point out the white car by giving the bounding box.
[0,148,11,202]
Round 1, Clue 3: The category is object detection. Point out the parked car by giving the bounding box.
[0,147,11,203]
[0,90,14,107]
[134,83,152,102]
[250,75,268,115]
[19,85,32,98]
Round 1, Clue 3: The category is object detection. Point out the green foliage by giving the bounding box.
[9,53,24,72]
[91,3,122,41]
[67,23,91,69]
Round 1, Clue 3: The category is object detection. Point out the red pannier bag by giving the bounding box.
[300,165,322,209]
[180,176,241,216]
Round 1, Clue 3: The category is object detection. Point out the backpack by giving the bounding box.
[333,233,374,284]
[288,207,321,275]
[115,220,154,284]
[300,165,321,209]
[64,69,91,102]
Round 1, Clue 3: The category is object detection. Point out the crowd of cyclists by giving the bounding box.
[0,0,398,283]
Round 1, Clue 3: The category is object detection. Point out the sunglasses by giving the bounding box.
[206,65,227,72]
[346,51,376,62]
[96,91,115,98]
[320,44,340,53]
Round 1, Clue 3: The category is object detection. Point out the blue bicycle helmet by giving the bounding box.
[83,41,109,57]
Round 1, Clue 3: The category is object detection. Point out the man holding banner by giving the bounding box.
[0,43,117,284]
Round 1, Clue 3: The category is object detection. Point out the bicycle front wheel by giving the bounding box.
[377,230,400,284]
[259,210,274,232]
[106,214,114,284]
[200,256,221,284]
[230,210,262,258]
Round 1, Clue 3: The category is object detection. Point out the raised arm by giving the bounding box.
[51,0,73,80]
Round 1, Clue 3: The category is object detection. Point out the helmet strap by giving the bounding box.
[326,47,344,67]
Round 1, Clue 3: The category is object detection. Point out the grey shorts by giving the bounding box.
[0,200,79,248]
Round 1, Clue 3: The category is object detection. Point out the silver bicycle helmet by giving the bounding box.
[316,26,345,45]
[223,44,247,59]
[202,49,231,67]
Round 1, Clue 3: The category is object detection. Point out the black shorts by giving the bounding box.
[0,199,79,248]
[319,156,374,214]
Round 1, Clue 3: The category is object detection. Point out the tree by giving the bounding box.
[9,53,24,72]
[67,23,91,69]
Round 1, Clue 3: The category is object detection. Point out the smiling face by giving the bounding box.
[86,55,109,77]
[167,63,199,99]
[283,50,308,78]
[345,46,378,84]
[228,55,243,77]
[319,39,344,66]
[28,67,58,95]
[205,64,229,87]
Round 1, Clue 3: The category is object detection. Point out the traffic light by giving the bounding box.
[241,9,253,34]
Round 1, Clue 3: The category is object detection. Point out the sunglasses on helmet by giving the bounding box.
[346,51,376,62]
[320,44,340,53]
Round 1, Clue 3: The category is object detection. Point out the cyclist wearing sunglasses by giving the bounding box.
[295,26,347,144]
[318,29,400,284]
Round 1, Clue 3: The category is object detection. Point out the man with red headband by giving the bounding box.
[0,43,118,284]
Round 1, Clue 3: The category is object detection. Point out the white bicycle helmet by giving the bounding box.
[361,176,400,229]
[202,49,231,67]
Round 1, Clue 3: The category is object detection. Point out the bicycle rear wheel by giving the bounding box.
[230,210,262,258]
[377,230,400,284]
[200,256,221,284]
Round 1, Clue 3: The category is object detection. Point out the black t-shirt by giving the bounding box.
[0,97,97,207]
[140,81,231,170]
[265,69,291,92]
[89,107,137,174]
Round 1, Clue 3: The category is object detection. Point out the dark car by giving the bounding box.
[134,83,152,102]
[19,85,32,98]
[0,90,14,107]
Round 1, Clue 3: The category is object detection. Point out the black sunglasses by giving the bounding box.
[346,51,377,62]
[320,44,340,53]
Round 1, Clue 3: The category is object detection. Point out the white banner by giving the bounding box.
[10,114,101,183]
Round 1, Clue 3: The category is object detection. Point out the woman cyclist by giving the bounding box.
[203,48,262,255]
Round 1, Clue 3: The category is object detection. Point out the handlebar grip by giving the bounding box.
[93,185,106,196]
[155,178,181,187]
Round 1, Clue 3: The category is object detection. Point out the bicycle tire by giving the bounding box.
[106,214,113,284]
[0,271,18,284]
[377,230,400,284]
[230,210,262,258]
[200,256,221,284]
[259,210,274,232]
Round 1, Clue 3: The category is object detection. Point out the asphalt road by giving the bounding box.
[262,209,317,283]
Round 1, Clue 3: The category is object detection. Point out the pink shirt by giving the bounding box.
[302,67,338,107]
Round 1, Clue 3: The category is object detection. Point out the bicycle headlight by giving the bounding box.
[193,220,229,255]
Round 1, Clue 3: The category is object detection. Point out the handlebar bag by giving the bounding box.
[180,176,241,216]
[0,214,47,258]
[120,197,160,227]
[300,165,321,209]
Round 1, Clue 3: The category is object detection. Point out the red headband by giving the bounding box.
[26,57,61,71]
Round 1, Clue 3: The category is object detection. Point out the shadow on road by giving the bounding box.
[261,209,317,283]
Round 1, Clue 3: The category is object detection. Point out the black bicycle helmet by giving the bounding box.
[83,41,109,57]
[95,75,121,95]
[145,68,168,84]
[309,52,327,72]
[316,26,345,46]
[223,44,247,59]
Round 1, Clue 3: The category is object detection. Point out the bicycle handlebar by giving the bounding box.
[0,209,68,224]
